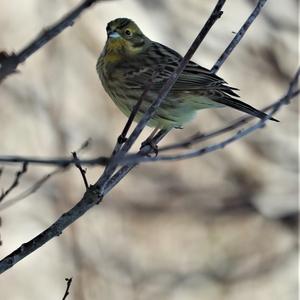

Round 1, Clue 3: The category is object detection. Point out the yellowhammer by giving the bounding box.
[97,18,277,131]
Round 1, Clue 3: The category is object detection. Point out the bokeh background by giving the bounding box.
[0,0,298,299]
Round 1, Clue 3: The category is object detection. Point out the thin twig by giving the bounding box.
[0,163,28,202]
[72,152,89,189]
[0,217,2,246]
[0,0,110,82]
[0,168,66,211]
[0,139,93,210]
[0,155,108,166]
[62,277,73,300]
[211,0,268,73]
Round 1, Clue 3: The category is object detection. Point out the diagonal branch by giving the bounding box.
[0,167,65,211]
[0,0,110,83]
[0,162,28,202]
[211,0,268,73]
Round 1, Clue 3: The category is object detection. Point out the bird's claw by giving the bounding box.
[140,139,159,157]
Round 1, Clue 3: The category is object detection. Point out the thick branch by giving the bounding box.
[0,0,109,83]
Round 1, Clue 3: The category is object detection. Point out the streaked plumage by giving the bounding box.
[97,18,277,129]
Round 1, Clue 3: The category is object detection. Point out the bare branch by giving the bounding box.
[0,217,2,246]
[0,140,93,210]
[62,277,73,300]
[0,163,28,202]
[0,168,65,211]
[211,0,268,73]
[0,0,110,83]
[72,152,89,189]
[0,0,294,277]
[103,128,170,194]
[0,155,108,167]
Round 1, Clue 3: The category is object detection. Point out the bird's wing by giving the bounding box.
[122,42,239,97]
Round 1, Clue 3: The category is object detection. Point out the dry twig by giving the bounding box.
[0,0,109,83]
[62,277,73,300]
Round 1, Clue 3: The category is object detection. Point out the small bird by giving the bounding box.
[97,18,277,133]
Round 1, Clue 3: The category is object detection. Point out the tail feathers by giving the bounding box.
[214,97,279,122]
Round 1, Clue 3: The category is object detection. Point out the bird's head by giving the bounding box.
[104,18,150,61]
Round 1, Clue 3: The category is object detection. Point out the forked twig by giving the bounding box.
[0,162,28,202]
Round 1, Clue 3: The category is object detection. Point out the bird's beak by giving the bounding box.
[108,31,121,39]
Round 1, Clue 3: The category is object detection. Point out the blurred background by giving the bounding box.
[0,0,298,299]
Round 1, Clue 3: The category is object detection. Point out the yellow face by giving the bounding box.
[104,18,149,61]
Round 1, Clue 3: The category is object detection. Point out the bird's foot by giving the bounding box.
[140,139,159,157]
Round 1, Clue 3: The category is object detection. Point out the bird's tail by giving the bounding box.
[213,97,279,122]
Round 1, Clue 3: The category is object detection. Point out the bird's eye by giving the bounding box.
[125,29,132,36]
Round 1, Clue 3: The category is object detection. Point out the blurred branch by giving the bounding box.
[0,217,2,246]
[211,0,268,73]
[72,152,89,189]
[0,0,110,83]
[0,162,28,202]
[0,155,108,166]
[0,0,226,274]
[94,0,227,193]
[62,278,73,300]
[0,139,93,210]
[0,167,65,211]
